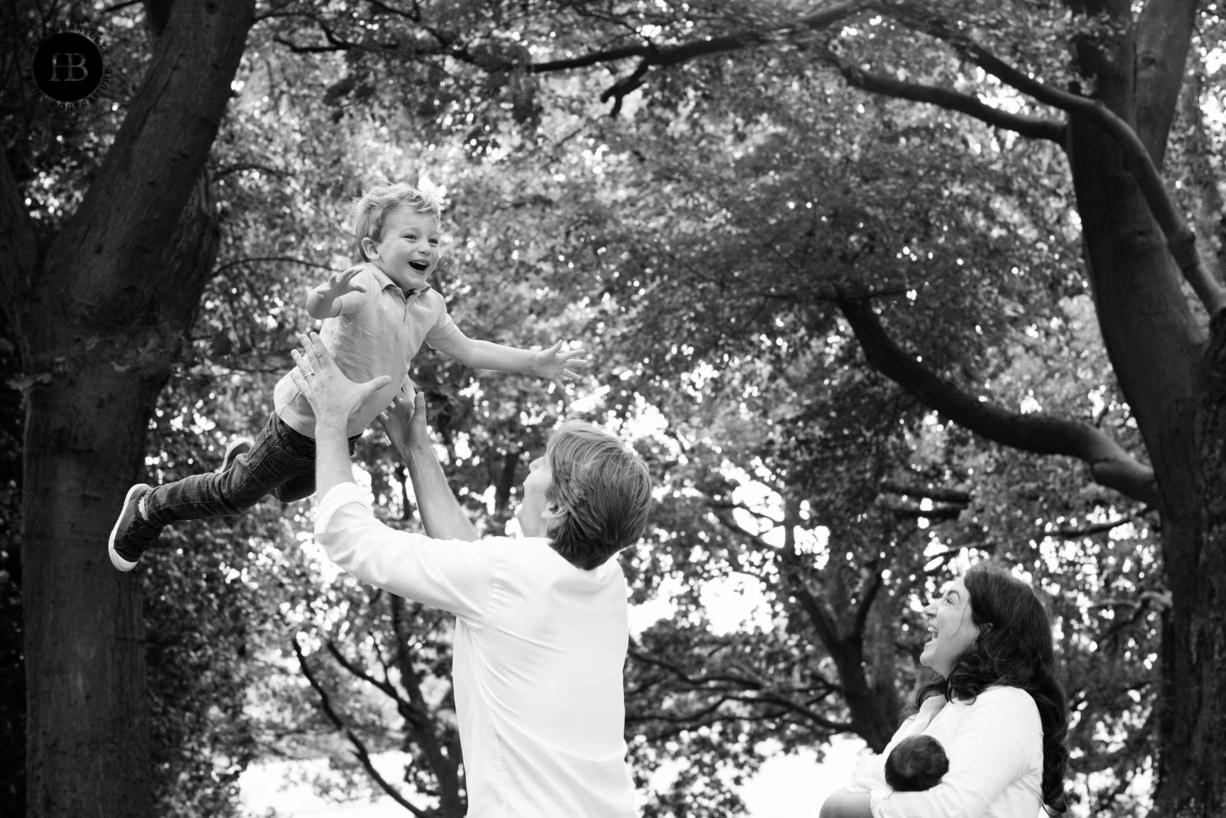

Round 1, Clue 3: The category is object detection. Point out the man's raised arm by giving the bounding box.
[379,390,481,543]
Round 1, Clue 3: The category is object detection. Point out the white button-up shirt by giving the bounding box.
[315,483,637,818]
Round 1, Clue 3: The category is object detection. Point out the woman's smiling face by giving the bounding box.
[920,576,980,677]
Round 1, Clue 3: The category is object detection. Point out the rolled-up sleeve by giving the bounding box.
[870,688,1041,818]
[315,483,495,624]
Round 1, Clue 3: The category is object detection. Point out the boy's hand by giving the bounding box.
[315,266,368,303]
[531,341,591,383]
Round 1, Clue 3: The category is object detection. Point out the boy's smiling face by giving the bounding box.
[362,206,440,294]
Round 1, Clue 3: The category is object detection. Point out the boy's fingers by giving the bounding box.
[293,338,314,372]
[303,332,326,364]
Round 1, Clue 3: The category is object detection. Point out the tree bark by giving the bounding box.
[10,2,256,816]
[1158,309,1226,817]
[1063,5,1222,814]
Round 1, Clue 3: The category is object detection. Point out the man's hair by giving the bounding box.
[917,562,1071,814]
[884,735,948,792]
[543,421,653,570]
[349,181,443,262]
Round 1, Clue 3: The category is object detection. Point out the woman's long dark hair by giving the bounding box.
[916,563,1070,814]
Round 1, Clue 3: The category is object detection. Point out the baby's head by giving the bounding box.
[884,734,948,792]
[349,182,443,264]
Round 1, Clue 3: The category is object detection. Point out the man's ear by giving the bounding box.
[542,504,567,535]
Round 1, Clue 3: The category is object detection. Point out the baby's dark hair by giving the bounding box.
[884,735,949,792]
[349,181,443,262]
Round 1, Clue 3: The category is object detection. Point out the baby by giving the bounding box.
[884,734,949,791]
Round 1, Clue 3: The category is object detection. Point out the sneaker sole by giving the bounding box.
[108,483,148,572]
[219,437,254,473]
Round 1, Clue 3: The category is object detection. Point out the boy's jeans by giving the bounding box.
[142,412,356,527]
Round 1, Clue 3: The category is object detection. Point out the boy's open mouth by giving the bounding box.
[409,260,430,272]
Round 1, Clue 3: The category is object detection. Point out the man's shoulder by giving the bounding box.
[496,537,627,578]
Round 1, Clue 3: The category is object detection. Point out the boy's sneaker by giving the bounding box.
[108,484,161,572]
[218,437,253,473]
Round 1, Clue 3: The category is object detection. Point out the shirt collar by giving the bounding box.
[366,264,430,301]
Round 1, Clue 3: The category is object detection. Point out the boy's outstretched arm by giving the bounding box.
[379,390,481,542]
[445,335,590,382]
[306,266,369,320]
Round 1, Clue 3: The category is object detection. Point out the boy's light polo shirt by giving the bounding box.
[275,265,464,438]
[315,483,637,818]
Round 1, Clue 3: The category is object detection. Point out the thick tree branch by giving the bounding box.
[212,255,339,279]
[837,296,1162,508]
[815,48,1064,143]
[874,1,1226,317]
[852,569,884,638]
[57,1,256,320]
[1056,508,1153,538]
[528,1,872,112]
[886,504,963,521]
[880,481,971,504]
[1133,0,1199,166]
[534,1,871,74]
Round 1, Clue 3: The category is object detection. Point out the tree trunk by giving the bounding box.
[10,3,255,816]
[1152,310,1226,817]
[23,365,164,816]
[1065,53,1225,818]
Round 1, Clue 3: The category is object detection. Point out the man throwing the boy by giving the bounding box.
[289,331,651,818]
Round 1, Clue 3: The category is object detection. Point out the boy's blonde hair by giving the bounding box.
[349,181,444,262]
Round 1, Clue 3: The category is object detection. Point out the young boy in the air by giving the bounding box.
[109,181,587,571]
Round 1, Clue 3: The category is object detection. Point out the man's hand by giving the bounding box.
[530,341,591,383]
[289,332,391,433]
[377,384,431,461]
[379,385,481,542]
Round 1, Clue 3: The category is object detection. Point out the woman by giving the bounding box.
[820,563,1070,818]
